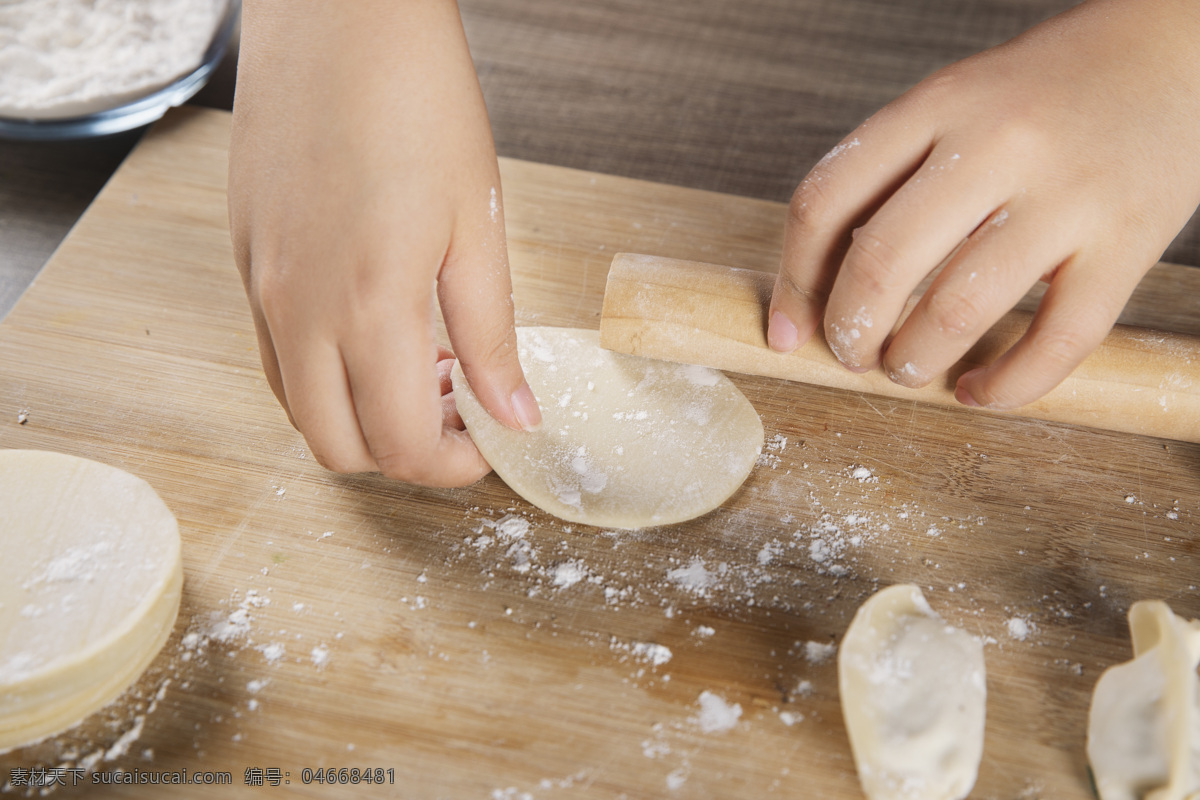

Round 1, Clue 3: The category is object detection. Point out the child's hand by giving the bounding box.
[768,0,1200,409]
[229,0,540,487]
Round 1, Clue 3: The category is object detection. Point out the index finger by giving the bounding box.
[769,102,935,353]
[343,291,491,488]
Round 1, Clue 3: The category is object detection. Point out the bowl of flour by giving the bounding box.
[0,0,239,140]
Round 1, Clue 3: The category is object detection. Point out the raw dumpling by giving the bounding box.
[451,327,763,528]
[0,450,182,753]
[1087,601,1200,800]
[838,584,987,800]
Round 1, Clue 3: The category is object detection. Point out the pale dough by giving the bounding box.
[451,327,763,528]
[0,450,182,753]
[837,584,987,800]
[1087,601,1200,800]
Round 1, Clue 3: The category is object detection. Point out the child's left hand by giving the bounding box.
[768,0,1200,410]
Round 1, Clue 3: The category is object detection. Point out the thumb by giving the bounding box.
[438,184,542,432]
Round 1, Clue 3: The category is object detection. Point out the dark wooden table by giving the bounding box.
[2,0,1198,321]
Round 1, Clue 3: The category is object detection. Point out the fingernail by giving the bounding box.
[955,384,981,408]
[768,312,799,353]
[887,361,924,387]
[511,382,542,431]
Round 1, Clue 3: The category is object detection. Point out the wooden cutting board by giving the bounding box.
[2,106,1199,798]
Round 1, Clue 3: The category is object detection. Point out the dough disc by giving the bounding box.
[0,450,182,752]
[452,327,763,528]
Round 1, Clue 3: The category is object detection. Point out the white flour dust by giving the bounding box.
[610,638,673,668]
[802,641,837,665]
[1006,617,1033,641]
[0,0,227,119]
[692,691,742,734]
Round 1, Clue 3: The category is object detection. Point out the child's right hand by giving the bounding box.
[228,0,540,488]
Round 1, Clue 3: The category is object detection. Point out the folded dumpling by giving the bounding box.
[838,584,987,800]
[1087,601,1200,800]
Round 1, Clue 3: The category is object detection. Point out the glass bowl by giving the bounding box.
[0,0,240,141]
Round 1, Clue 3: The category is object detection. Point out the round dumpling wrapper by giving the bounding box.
[451,327,763,528]
[0,450,182,753]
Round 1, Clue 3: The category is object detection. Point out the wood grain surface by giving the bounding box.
[467,0,1070,201]
[5,0,1200,324]
[2,106,1200,799]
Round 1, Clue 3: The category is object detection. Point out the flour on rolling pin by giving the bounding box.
[0,450,182,753]
[451,327,763,528]
[599,253,1200,443]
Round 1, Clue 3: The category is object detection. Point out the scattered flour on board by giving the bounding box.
[200,589,268,644]
[802,511,887,578]
[431,448,1135,791]
[849,465,875,483]
[311,645,330,669]
[630,642,673,667]
[256,642,286,665]
[552,560,588,589]
[757,433,788,469]
[667,767,689,790]
[102,715,145,761]
[491,789,533,800]
[495,514,531,541]
[667,558,720,596]
[1006,617,1033,641]
[803,641,837,665]
[692,691,742,734]
[611,638,673,667]
[757,540,782,566]
[456,453,995,622]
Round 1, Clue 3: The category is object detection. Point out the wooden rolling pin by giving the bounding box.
[598,253,1200,443]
